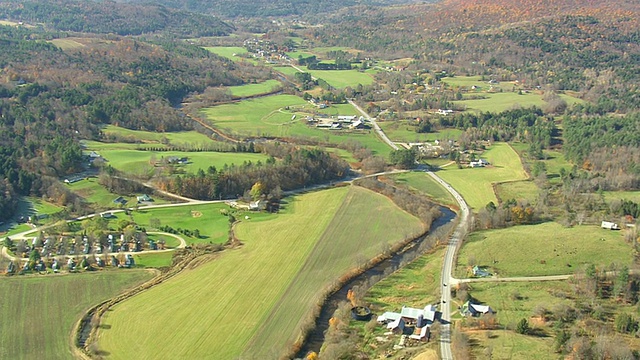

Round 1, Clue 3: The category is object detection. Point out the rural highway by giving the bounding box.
[348,99,399,150]
[426,172,469,360]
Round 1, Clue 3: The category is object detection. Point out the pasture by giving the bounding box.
[495,180,539,203]
[378,121,463,143]
[203,46,247,60]
[391,172,457,207]
[201,95,391,156]
[132,252,173,268]
[455,222,633,277]
[130,203,255,245]
[227,79,282,97]
[603,191,640,203]
[436,143,528,210]
[295,65,375,88]
[365,248,444,311]
[49,38,85,50]
[100,126,217,147]
[83,147,269,176]
[97,186,425,359]
[66,178,139,209]
[0,271,153,360]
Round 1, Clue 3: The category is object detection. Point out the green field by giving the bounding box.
[130,203,263,245]
[201,95,392,156]
[97,186,425,359]
[436,143,528,210]
[391,172,457,207]
[0,271,153,360]
[203,46,247,60]
[495,180,539,203]
[82,146,270,177]
[456,222,633,277]
[100,126,217,147]
[366,248,444,311]
[132,252,174,268]
[228,79,282,97]
[301,67,376,88]
[463,281,570,359]
[378,121,463,143]
[604,191,640,203]
[49,38,85,49]
[66,178,139,209]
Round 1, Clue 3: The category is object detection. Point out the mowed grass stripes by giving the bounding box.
[97,186,424,359]
[0,271,153,360]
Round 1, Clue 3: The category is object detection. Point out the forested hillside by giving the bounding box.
[0,24,268,220]
[117,0,421,18]
[0,0,234,36]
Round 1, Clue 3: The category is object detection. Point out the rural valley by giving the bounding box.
[0,0,639,359]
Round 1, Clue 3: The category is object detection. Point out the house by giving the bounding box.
[472,265,491,277]
[330,123,342,130]
[137,194,153,202]
[387,317,406,334]
[113,196,128,206]
[469,159,490,168]
[351,120,365,129]
[64,176,84,184]
[337,115,357,123]
[249,200,266,211]
[437,109,454,115]
[461,301,494,317]
[166,156,189,164]
[377,304,437,327]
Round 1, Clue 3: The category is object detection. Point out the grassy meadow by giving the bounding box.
[227,79,282,97]
[455,222,633,277]
[201,95,392,156]
[203,46,247,60]
[378,121,463,143]
[97,186,425,359]
[0,271,153,360]
[436,143,528,210]
[100,126,217,146]
[66,178,139,209]
[301,67,375,88]
[49,38,85,50]
[495,180,539,203]
[391,172,457,207]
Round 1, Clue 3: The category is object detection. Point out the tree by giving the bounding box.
[3,237,13,250]
[516,318,530,334]
[250,181,265,201]
[389,149,416,169]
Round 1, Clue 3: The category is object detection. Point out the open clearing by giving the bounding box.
[391,172,457,207]
[83,145,270,176]
[495,180,539,203]
[227,79,282,97]
[378,121,463,143]
[66,178,140,209]
[436,143,528,210]
[97,186,425,359]
[49,38,85,50]
[203,46,247,60]
[456,222,633,277]
[461,281,572,359]
[201,94,391,156]
[100,126,218,146]
[300,67,376,88]
[0,271,152,360]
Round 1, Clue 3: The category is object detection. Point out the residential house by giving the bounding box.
[461,301,494,317]
[472,265,491,277]
[137,194,153,202]
[113,196,128,206]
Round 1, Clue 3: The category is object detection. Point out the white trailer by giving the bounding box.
[601,221,621,230]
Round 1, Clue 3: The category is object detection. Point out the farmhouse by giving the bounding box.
[601,221,621,230]
[337,115,357,123]
[437,109,453,115]
[137,194,153,202]
[351,119,365,129]
[472,265,491,277]
[461,301,494,317]
[469,159,490,168]
[377,304,437,340]
[64,176,84,184]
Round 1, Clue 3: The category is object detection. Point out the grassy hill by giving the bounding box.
[0,271,153,360]
[96,186,425,359]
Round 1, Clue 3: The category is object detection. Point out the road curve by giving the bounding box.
[426,172,470,360]
[348,99,399,151]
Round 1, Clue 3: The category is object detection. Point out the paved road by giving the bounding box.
[348,99,399,151]
[426,171,469,360]
[455,274,572,284]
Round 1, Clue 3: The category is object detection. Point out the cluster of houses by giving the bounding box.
[310,115,367,130]
[242,38,291,63]
[6,253,137,275]
[377,304,437,342]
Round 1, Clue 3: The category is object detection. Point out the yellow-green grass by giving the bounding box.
[49,38,85,50]
[2,223,32,237]
[495,180,539,203]
[603,191,640,203]
[98,186,425,359]
[296,65,375,88]
[436,143,528,210]
[324,147,358,163]
[456,92,546,113]
[66,178,139,209]
[147,233,181,248]
[203,46,247,60]
[0,197,64,235]
[378,121,463,143]
[131,203,255,245]
[0,271,153,360]
[366,247,444,311]
[0,20,34,28]
[541,149,572,183]
[391,172,457,207]
[100,126,217,146]
[274,65,302,76]
[455,222,633,277]
[466,330,555,359]
[132,252,173,268]
[201,95,391,156]
[86,147,270,176]
[227,79,282,97]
